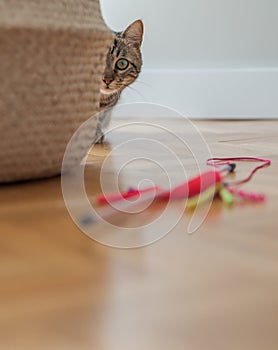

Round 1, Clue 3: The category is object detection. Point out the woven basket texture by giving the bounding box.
[0,0,113,182]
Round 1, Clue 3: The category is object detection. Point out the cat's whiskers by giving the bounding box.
[132,79,152,88]
[123,84,146,100]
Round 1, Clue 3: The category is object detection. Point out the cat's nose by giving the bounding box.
[103,76,113,86]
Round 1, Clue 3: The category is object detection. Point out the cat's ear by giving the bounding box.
[122,20,143,48]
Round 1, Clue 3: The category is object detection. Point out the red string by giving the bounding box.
[227,186,265,202]
[206,157,271,186]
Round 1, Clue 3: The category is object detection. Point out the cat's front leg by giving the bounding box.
[95,109,112,144]
[95,123,105,144]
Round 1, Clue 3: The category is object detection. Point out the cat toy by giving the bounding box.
[95,157,271,212]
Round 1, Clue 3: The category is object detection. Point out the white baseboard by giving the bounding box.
[113,68,278,119]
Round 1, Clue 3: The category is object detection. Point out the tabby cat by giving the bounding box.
[96,19,144,143]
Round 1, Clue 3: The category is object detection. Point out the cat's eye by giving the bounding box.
[116,58,129,70]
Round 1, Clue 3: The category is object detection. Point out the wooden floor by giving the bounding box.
[1,119,278,350]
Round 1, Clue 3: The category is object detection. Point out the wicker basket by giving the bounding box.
[0,0,113,182]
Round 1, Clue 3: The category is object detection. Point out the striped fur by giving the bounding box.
[96,20,143,143]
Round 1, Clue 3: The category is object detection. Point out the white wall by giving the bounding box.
[100,0,278,118]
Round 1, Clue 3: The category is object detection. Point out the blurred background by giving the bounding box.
[100,0,278,119]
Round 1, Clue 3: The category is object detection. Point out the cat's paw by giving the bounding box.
[96,135,105,144]
[95,130,105,144]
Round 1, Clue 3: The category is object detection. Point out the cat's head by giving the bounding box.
[101,20,143,94]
